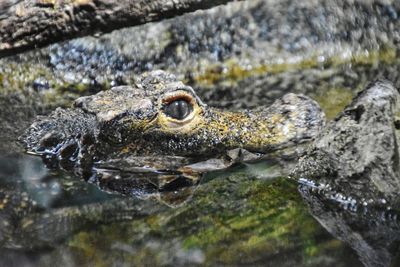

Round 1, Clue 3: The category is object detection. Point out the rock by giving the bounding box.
[292,80,400,202]
[299,185,400,267]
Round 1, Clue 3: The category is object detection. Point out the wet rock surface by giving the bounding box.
[292,80,400,203]
[292,81,400,266]
[299,185,400,267]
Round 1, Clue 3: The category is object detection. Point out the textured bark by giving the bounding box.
[0,0,241,57]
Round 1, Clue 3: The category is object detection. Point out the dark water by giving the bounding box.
[0,153,369,267]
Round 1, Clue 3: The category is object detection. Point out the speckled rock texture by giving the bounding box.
[293,80,400,202]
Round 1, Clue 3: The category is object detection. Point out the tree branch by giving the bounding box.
[0,0,241,58]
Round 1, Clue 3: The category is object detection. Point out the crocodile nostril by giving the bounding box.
[59,142,79,160]
[39,132,64,148]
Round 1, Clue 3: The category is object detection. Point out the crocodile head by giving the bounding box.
[21,70,325,195]
[75,70,324,156]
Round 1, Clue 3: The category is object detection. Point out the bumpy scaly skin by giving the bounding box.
[21,70,325,170]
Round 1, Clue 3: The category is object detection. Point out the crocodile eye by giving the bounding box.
[164,99,193,120]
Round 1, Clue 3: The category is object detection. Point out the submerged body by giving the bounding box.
[22,70,325,173]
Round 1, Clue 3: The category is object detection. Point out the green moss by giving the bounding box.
[193,47,398,88]
[0,59,117,111]
[192,56,320,87]
[312,87,355,120]
[350,47,396,65]
[65,168,351,266]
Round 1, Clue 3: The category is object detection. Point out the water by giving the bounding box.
[0,153,366,266]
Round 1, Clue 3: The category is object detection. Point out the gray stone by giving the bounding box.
[293,80,400,202]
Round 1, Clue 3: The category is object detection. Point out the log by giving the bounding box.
[0,0,241,58]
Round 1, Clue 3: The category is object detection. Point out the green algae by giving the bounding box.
[193,47,398,88]
[312,87,354,120]
[0,61,51,94]
[0,59,125,111]
[66,165,354,266]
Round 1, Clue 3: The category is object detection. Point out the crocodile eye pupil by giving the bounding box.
[164,99,192,120]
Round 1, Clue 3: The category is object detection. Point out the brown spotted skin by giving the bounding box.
[21,70,325,170]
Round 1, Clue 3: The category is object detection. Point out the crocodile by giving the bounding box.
[4,77,400,260]
[1,0,400,264]
[21,70,325,194]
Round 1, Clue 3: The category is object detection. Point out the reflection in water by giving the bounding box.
[0,154,117,209]
[0,152,363,266]
[299,183,400,267]
[91,166,200,206]
[0,154,59,208]
[0,142,393,266]
[20,157,61,208]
